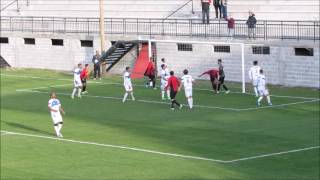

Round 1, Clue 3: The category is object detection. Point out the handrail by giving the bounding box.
[1,16,319,41]
[163,0,194,20]
[1,0,18,11]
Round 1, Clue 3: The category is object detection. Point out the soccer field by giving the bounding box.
[1,68,319,180]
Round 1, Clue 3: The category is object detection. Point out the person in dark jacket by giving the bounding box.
[201,0,211,24]
[213,0,221,19]
[246,11,257,39]
[92,50,101,80]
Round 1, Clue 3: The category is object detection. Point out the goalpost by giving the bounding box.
[143,39,247,93]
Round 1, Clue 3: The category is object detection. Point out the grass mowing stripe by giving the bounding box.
[0,130,227,163]
[3,73,319,101]
[16,89,243,111]
[16,89,319,111]
[2,130,319,164]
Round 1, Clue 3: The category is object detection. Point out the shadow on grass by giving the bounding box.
[2,121,54,136]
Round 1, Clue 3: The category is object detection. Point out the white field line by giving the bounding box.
[225,146,320,163]
[2,73,319,101]
[1,132,13,136]
[16,89,242,111]
[0,130,227,163]
[2,130,319,164]
[237,99,320,111]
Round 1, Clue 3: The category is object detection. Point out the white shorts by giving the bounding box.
[252,78,258,87]
[160,80,168,91]
[51,113,63,124]
[74,79,82,88]
[124,84,133,91]
[258,88,269,96]
[184,88,193,97]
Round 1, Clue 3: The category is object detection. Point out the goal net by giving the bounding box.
[144,39,247,93]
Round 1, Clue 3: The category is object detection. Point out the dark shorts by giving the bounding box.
[170,90,178,100]
[219,76,225,84]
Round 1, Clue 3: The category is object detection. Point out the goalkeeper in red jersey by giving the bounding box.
[198,68,220,93]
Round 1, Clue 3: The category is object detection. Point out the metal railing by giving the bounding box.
[1,16,319,41]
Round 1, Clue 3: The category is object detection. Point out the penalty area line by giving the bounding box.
[15,89,319,111]
[0,130,227,163]
[2,73,319,101]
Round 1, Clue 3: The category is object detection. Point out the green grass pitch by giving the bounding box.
[1,68,319,180]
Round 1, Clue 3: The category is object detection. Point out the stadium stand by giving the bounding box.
[1,0,319,20]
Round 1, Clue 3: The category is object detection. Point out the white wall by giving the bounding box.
[156,42,320,88]
[0,33,109,71]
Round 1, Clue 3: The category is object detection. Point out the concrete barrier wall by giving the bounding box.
[156,42,319,88]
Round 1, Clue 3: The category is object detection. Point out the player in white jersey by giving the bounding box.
[160,64,170,100]
[181,69,194,109]
[248,61,261,97]
[48,92,65,137]
[256,69,272,106]
[71,63,83,99]
[122,66,135,103]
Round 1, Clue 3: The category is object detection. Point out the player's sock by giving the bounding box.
[161,91,165,99]
[217,84,221,91]
[190,98,193,109]
[123,92,128,102]
[71,88,77,98]
[266,96,272,104]
[223,85,229,91]
[166,90,170,99]
[82,85,86,92]
[188,98,193,109]
[254,87,259,97]
[258,96,263,103]
[58,122,63,132]
[130,92,135,101]
[171,100,175,109]
[77,88,82,97]
[54,125,59,136]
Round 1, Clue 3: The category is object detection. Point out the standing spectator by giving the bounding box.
[92,50,101,80]
[165,71,183,110]
[227,15,235,38]
[246,11,257,39]
[201,0,211,24]
[221,0,228,19]
[213,0,221,19]
[198,68,220,93]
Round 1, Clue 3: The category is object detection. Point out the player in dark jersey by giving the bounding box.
[217,59,230,94]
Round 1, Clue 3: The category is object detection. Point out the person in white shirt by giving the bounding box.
[181,69,194,109]
[48,92,65,138]
[248,61,261,97]
[123,66,135,103]
[71,63,83,99]
[256,69,272,106]
[160,64,170,100]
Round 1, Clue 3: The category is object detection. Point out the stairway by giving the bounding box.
[102,41,136,72]
[0,55,11,68]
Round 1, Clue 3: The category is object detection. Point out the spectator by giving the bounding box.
[213,0,221,19]
[201,0,211,24]
[246,11,257,39]
[227,15,235,38]
[92,50,101,80]
[221,0,228,19]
